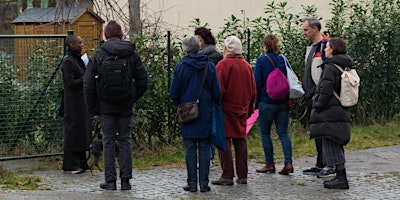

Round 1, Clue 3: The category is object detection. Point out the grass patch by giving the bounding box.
[134,120,400,168]
[0,165,41,190]
[133,143,186,169]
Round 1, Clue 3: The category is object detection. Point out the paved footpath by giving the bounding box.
[1,145,400,200]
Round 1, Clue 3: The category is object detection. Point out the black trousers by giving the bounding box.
[306,97,325,168]
[62,151,89,171]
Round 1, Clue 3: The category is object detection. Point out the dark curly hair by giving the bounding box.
[194,27,216,45]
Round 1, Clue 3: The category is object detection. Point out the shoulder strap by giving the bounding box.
[330,63,344,72]
[329,63,343,100]
[196,64,208,101]
[265,55,277,68]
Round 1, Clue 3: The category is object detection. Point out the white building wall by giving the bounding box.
[144,0,331,34]
[104,0,357,36]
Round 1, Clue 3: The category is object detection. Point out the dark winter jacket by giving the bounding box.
[83,39,148,117]
[170,53,221,139]
[199,44,223,65]
[309,54,354,145]
[61,49,92,151]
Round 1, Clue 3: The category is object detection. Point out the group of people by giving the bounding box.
[60,17,352,192]
[172,17,352,192]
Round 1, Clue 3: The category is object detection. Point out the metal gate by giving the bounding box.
[0,34,67,161]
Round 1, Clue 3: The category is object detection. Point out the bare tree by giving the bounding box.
[56,0,92,8]
[15,0,180,39]
[21,0,27,11]
[48,0,57,7]
[32,0,41,8]
[129,0,141,39]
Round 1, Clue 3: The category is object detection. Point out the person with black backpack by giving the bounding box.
[83,20,148,190]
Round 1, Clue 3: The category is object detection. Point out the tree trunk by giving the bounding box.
[56,0,92,8]
[32,0,41,7]
[77,0,93,8]
[129,0,141,40]
[21,0,27,11]
[48,0,57,7]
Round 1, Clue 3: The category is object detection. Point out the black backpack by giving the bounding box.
[95,49,133,103]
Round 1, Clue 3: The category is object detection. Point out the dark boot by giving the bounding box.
[100,181,116,190]
[121,178,132,190]
[324,169,349,189]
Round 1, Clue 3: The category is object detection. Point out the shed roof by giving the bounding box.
[12,7,104,24]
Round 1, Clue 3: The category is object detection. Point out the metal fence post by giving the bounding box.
[386,31,391,120]
[167,31,172,142]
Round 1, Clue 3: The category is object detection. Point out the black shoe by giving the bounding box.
[324,168,349,189]
[200,186,211,192]
[302,166,322,175]
[121,178,131,190]
[324,176,338,184]
[183,185,197,192]
[324,177,349,189]
[100,181,117,190]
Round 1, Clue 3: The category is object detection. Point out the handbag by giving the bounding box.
[282,55,305,99]
[54,88,64,117]
[211,104,226,152]
[177,65,208,123]
[265,55,289,100]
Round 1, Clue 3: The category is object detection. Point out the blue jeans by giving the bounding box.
[183,138,211,188]
[258,102,292,165]
[100,114,133,182]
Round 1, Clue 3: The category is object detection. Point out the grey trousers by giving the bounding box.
[100,114,133,182]
[322,138,346,167]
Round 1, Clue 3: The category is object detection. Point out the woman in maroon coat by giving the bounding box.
[61,35,92,174]
[212,36,256,185]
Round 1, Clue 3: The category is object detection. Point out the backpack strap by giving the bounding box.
[330,63,344,100]
[331,63,344,72]
[196,64,208,102]
[265,55,277,68]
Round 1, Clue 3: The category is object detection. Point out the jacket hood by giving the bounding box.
[325,54,354,69]
[100,39,135,57]
[181,53,210,71]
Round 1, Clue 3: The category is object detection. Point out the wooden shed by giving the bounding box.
[11,7,104,76]
[12,6,104,51]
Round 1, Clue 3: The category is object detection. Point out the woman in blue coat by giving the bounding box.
[170,35,221,193]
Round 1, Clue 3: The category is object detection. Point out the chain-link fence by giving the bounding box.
[0,34,66,160]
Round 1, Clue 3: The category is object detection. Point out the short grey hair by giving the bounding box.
[304,17,321,31]
[182,35,200,54]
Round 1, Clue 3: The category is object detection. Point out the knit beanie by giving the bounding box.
[104,20,123,39]
[224,36,242,54]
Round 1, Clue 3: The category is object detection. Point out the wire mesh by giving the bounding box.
[0,35,65,160]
